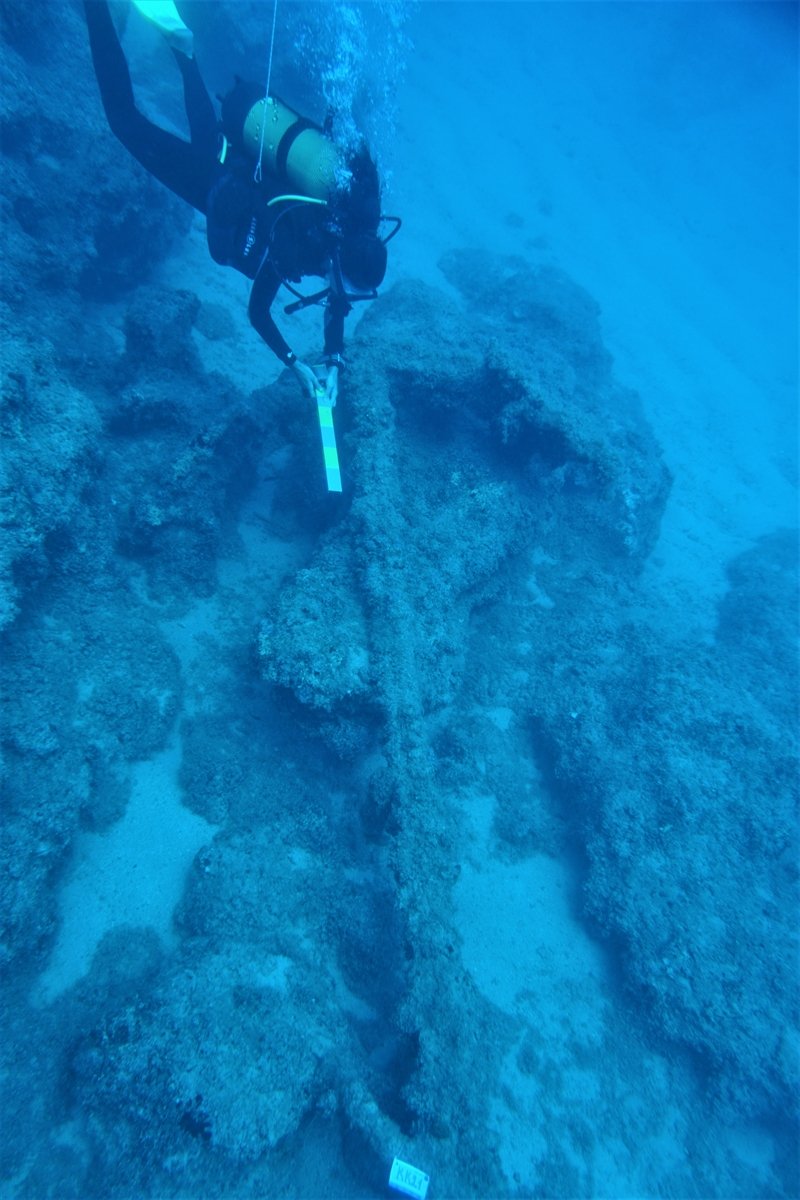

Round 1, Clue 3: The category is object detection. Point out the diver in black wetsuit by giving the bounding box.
[83,1,391,406]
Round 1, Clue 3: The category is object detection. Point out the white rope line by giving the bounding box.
[254,0,279,183]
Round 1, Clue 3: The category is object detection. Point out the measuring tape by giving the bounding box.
[315,390,342,492]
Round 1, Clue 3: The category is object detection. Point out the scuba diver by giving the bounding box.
[83,1,396,410]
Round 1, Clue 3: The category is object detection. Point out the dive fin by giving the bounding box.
[131,0,194,56]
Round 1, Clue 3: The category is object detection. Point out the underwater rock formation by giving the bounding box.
[250,255,681,1189]
[1,593,181,971]
[1,5,192,629]
[254,255,797,1170]
[1,194,796,1194]
[259,254,672,717]
[0,334,101,629]
[1,22,189,314]
[525,531,799,1120]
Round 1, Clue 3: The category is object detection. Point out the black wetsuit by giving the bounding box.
[84,1,348,365]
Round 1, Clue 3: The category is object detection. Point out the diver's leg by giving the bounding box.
[173,49,219,159]
[84,0,138,134]
[84,1,214,212]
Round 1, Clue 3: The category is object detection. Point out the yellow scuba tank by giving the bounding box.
[223,81,342,201]
[244,97,341,199]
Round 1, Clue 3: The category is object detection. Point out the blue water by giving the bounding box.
[1,2,798,1198]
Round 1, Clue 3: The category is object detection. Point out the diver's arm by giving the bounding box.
[248,260,295,363]
[249,260,318,399]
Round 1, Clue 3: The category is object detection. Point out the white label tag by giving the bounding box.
[389,1157,430,1200]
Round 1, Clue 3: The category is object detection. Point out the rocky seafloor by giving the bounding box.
[1,4,798,1198]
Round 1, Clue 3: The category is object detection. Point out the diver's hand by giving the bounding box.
[290,359,320,402]
[324,364,339,407]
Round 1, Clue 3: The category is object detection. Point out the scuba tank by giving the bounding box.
[220,79,342,201]
[216,80,400,311]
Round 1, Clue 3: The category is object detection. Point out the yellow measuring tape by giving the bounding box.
[315,390,342,492]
